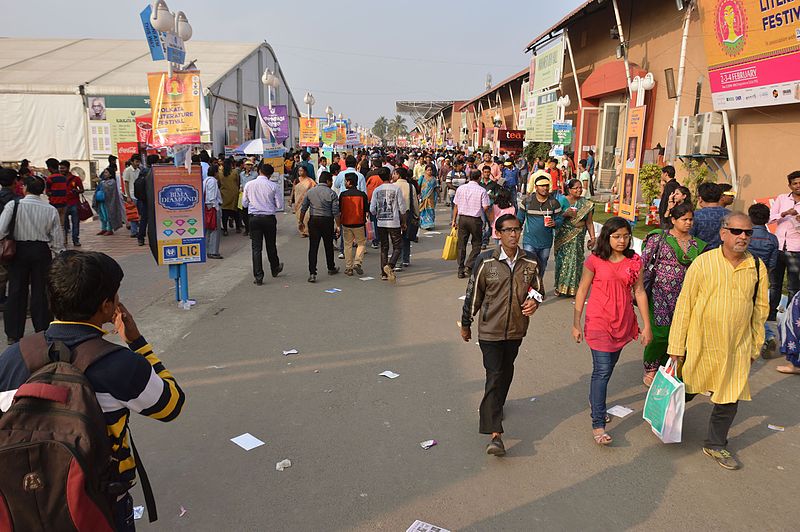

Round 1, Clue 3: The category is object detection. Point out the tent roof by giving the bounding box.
[0,38,269,96]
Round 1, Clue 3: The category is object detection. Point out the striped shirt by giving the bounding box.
[46,173,68,206]
[0,195,64,253]
[0,322,185,484]
[242,175,284,215]
[453,181,490,217]
[667,249,769,403]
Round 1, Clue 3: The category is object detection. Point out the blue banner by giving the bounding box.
[140,5,165,61]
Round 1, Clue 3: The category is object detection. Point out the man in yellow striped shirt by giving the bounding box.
[668,212,768,470]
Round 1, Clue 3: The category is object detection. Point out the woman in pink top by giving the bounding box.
[491,188,517,244]
[572,217,652,445]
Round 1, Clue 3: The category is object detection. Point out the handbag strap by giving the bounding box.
[7,198,19,240]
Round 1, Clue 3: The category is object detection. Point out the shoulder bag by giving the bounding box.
[0,199,20,265]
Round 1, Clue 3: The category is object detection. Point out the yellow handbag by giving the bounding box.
[442,227,458,260]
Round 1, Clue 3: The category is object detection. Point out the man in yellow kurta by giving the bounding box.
[668,212,768,470]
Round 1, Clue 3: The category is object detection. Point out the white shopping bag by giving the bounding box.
[643,359,685,444]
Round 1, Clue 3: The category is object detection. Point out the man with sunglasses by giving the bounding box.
[461,214,542,456]
[668,212,768,470]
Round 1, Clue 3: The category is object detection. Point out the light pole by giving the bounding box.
[556,95,571,121]
[149,1,193,77]
[325,106,333,126]
[629,73,655,107]
[261,69,279,108]
[303,92,315,118]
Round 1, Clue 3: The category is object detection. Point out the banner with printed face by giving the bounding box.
[147,71,201,147]
[699,0,800,110]
[619,106,646,221]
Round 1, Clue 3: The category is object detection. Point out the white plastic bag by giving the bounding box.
[643,359,685,444]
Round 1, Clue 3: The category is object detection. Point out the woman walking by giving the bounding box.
[572,217,652,445]
[662,186,691,228]
[93,169,124,235]
[642,203,705,385]
[292,166,316,237]
[418,164,438,230]
[219,157,241,235]
[554,179,596,296]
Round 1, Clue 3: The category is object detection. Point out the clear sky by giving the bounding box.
[4,0,585,128]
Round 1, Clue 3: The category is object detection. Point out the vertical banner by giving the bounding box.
[152,165,205,265]
[147,71,201,147]
[299,118,320,147]
[531,36,564,93]
[135,113,153,145]
[698,0,800,110]
[531,89,558,142]
[321,125,337,146]
[619,106,646,221]
[336,125,347,146]
[116,142,140,177]
[258,105,289,143]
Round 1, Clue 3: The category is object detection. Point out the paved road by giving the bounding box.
[65,207,800,530]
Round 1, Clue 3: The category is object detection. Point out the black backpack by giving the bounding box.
[0,333,157,530]
[133,172,147,202]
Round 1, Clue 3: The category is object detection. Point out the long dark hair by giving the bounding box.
[494,188,512,209]
[593,216,635,260]
[670,202,693,220]
[223,157,234,176]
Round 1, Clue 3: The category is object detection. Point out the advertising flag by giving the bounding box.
[147,71,201,147]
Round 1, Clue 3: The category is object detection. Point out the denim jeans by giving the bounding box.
[369,213,379,246]
[62,204,80,244]
[481,210,491,247]
[589,348,622,429]
[136,199,148,243]
[764,322,775,342]
[129,220,139,237]
[523,245,551,280]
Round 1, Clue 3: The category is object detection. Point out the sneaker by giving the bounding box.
[344,268,353,276]
[354,265,364,276]
[380,274,388,281]
[486,436,506,456]
[338,252,345,259]
[371,243,379,249]
[254,278,264,286]
[393,266,403,272]
[761,338,778,359]
[702,447,741,470]
[457,271,466,279]
[402,262,410,267]
[272,262,284,277]
[73,242,81,247]
[384,265,396,283]
[328,267,340,275]
[308,274,317,283]
[137,240,145,246]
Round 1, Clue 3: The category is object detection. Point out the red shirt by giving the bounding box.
[65,174,85,206]
[46,173,68,206]
[366,174,383,202]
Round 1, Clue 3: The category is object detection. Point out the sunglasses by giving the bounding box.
[724,227,753,236]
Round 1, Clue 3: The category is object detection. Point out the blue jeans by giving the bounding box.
[129,220,139,237]
[369,213,379,246]
[523,245,551,279]
[62,204,80,244]
[765,322,775,342]
[589,348,622,429]
[136,199,148,242]
[481,210,491,246]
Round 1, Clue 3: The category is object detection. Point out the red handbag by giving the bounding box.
[204,206,217,231]
[77,196,94,221]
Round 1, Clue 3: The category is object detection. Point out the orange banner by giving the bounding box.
[619,106,646,221]
[146,71,201,147]
[299,118,319,147]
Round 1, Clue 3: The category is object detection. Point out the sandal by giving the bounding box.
[643,371,657,387]
[593,432,613,446]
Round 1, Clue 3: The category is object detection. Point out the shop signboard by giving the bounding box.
[152,165,205,265]
[116,142,140,182]
[699,0,800,110]
[619,106,646,222]
[531,36,564,93]
[552,120,573,145]
[147,71,201,147]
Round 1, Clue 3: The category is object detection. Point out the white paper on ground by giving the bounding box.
[426,231,442,235]
[282,349,299,356]
[324,288,342,293]
[607,405,634,418]
[419,439,437,450]
[406,520,451,532]
[133,506,144,520]
[379,370,400,379]
[276,458,292,471]
[360,277,375,281]
[230,433,265,451]
[179,506,187,517]
[768,424,785,432]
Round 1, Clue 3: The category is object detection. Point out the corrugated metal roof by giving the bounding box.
[0,38,264,96]
[524,0,600,51]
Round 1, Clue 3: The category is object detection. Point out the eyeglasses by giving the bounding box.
[499,227,522,234]
[724,227,753,236]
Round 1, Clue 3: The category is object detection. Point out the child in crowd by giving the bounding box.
[491,188,516,245]
[747,203,779,357]
[572,217,652,446]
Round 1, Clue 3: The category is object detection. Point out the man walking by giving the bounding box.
[668,212,768,470]
[242,163,284,285]
[517,172,563,291]
[691,182,730,250]
[452,170,491,279]
[461,214,541,456]
[44,158,68,229]
[658,165,679,227]
[477,151,500,181]
[333,155,366,257]
[768,170,800,321]
[338,173,369,276]
[62,161,84,247]
[370,168,406,282]
[239,159,259,236]
[300,171,340,283]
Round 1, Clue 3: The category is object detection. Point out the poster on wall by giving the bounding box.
[699,0,800,110]
[152,165,205,265]
[88,97,107,121]
[531,36,564,93]
[618,106,646,221]
[147,71,201,147]
[226,109,239,145]
[89,123,112,155]
[258,105,289,143]
[530,89,558,142]
[299,118,320,147]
